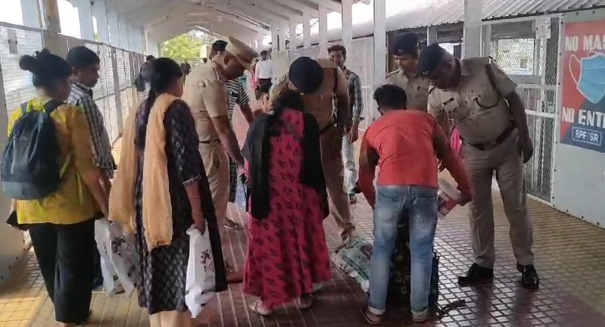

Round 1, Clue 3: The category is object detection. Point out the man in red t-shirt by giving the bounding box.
[359,85,472,324]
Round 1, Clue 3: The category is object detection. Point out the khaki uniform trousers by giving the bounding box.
[462,130,534,268]
[320,126,353,235]
[199,142,230,240]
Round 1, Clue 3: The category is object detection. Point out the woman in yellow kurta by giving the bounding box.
[8,49,109,327]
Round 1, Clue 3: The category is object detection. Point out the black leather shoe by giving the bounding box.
[458,263,494,287]
[517,264,540,290]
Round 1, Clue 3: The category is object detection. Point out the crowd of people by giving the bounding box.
[2,31,540,327]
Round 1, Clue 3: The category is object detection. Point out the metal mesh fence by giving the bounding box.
[482,17,560,201]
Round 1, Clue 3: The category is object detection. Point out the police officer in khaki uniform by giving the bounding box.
[385,33,431,111]
[182,36,257,279]
[271,57,354,240]
[418,43,539,289]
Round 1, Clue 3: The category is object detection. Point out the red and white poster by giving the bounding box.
[560,21,605,153]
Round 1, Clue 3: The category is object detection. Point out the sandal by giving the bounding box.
[360,307,382,325]
[297,295,315,310]
[249,300,273,316]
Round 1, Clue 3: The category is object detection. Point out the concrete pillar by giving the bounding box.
[318,5,328,55]
[278,24,286,51]
[118,19,128,49]
[21,0,41,28]
[463,0,482,58]
[427,25,438,45]
[74,0,95,41]
[108,9,120,46]
[302,11,311,48]
[271,24,278,52]
[289,19,298,49]
[257,34,264,51]
[341,0,353,52]
[93,0,110,43]
[41,0,61,33]
[373,0,386,87]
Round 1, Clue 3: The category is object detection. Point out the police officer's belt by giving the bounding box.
[464,122,516,151]
[200,139,221,144]
[319,113,338,135]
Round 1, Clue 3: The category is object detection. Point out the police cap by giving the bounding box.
[417,43,448,77]
[390,33,419,57]
[288,57,324,94]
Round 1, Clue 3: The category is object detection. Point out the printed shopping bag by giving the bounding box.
[95,219,138,297]
[94,219,120,296]
[186,225,217,318]
[331,235,372,292]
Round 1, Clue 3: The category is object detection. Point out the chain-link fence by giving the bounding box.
[0,22,144,248]
[482,17,560,201]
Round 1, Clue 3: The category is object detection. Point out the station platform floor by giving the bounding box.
[0,109,604,327]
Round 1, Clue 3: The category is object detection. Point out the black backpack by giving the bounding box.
[388,222,466,318]
[2,100,66,200]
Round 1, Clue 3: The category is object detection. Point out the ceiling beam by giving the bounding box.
[229,0,289,25]
[121,2,172,24]
[303,0,341,12]
[242,0,303,23]
[272,0,318,17]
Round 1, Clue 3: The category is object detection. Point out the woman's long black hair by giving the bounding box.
[247,90,326,219]
[135,58,182,149]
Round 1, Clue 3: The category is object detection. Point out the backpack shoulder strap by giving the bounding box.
[485,57,503,99]
[43,99,65,115]
[333,68,339,93]
[20,101,28,114]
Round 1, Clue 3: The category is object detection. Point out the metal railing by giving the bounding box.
[482,16,561,202]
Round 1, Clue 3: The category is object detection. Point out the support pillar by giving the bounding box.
[271,24,278,52]
[41,0,61,33]
[341,0,353,52]
[318,5,328,56]
[289,19,298,49]
[93,0,110,43]
[21,0,41,28]
[257,34,264,51]
[463,0,482,58]
[427,25,438,45]
[108,9,120,46]
[373,0,386,87]
[74,0,95,41]
[278,24,286,51]
[302,11,311,48]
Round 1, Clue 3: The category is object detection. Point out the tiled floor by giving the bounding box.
[2,111,605,326]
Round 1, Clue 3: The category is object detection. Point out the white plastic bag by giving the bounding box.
[107,222,138,297]
[94,218,138,297]
[186,225,216,318]
[95,219,120,296]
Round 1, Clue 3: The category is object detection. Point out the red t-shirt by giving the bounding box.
[360,110,469,193]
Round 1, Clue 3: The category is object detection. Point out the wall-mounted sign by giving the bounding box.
[560,20,605,153]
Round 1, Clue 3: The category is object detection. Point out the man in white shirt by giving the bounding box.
[255,50,273,91]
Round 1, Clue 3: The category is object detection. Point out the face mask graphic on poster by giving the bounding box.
[563,34,605,133]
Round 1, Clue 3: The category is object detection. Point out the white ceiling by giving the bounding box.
[105,0,354,43]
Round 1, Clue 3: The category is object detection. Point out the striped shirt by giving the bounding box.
[67,81,117,178]
[226,79,250,124]
[343,67,363,124]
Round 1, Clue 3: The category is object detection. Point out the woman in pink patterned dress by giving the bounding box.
[242,84,332,316]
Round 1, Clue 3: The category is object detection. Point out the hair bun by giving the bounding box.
[19,55,39,73]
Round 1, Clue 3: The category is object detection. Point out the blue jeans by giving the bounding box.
[368,185,438,315]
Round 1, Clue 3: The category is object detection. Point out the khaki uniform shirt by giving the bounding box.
[386,69,431,111]
[182,62,230,142]
[272,59,349,130]
[427,57,517,144]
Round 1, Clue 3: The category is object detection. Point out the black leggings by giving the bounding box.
[29,219,95,324]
